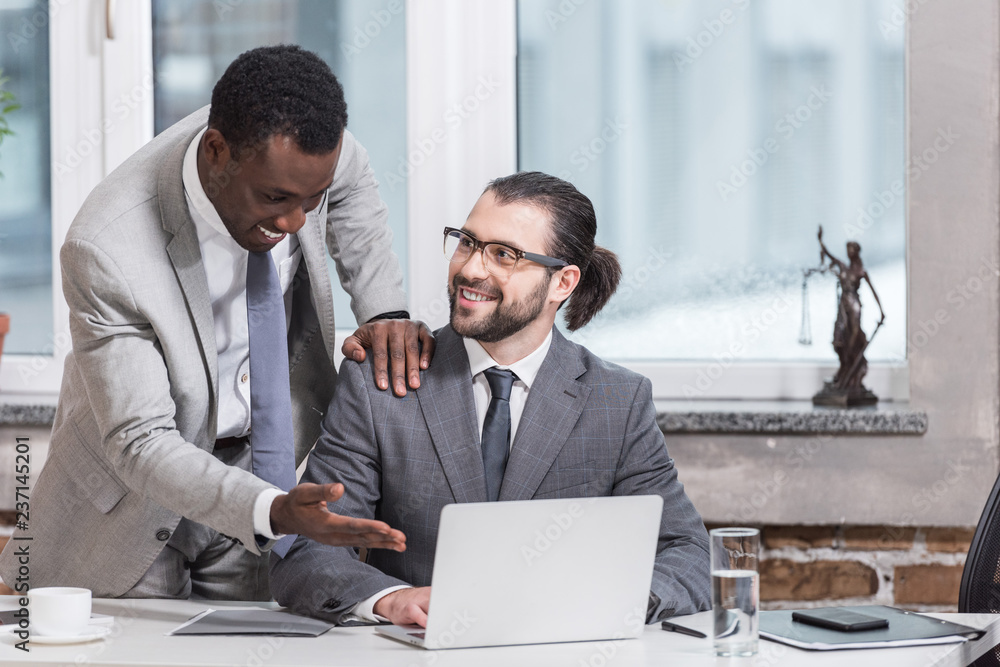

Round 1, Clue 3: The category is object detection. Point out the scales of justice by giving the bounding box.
[799,226,885,407]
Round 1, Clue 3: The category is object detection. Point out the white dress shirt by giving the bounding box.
[182,128,316,540]
[347,331,554,622]
[463,330,553,443]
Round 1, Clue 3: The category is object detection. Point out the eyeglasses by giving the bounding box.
[443,227,568,278]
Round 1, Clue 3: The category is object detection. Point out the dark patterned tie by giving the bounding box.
[482,367,516,502]
[246,251,297,556]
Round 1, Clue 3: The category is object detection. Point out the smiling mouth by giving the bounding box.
[460,288,497,303]
[258,225,284,240]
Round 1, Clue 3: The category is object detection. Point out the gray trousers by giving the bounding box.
[121,440,270,601]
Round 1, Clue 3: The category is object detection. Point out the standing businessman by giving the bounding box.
[0,46,431,600]
[271,171,711,625]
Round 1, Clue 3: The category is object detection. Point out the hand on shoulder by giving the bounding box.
[342,319,436,396]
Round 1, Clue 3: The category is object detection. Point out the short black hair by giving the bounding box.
[486,172,622,331]
[208,45,347,159]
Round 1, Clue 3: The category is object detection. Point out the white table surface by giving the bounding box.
[0,597,997,667]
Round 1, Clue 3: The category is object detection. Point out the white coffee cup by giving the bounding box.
[27,587,92,637]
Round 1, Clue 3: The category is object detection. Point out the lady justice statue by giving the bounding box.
[805,226,886,406]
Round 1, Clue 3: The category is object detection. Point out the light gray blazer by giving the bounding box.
[0,106,406,596]
[270,326,711,623]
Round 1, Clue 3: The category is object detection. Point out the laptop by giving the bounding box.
[375,494,663,649]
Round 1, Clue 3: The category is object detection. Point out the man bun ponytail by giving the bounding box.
[564,246,621,331]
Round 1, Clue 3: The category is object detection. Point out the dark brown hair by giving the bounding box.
[485,172,622,331]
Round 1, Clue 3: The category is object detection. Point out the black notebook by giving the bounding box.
[760,605,985,651]
[168,608,333,637]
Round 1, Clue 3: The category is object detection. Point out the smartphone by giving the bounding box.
[791,608,889,632]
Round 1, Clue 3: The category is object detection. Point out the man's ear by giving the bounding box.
[549,265,581,305]
[201,128,233,170]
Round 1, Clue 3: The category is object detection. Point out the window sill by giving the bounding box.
[0,394,58,426]
[655,400,928,435]
[0,397,930,435]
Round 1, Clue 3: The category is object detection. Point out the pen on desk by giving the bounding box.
[660,620,707,639]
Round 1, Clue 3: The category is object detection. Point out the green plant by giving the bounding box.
[0,68,19,178]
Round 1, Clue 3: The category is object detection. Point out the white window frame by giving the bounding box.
[2,0,907,403]
[0,1,151,397]
[404,0,517,326]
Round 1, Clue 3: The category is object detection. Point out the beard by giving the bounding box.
[449,274,549,343]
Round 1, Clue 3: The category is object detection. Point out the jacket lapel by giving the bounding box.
[499,328,591,501]
[417,327,488,504]
[297,199,337,363]
[158,129,220,445]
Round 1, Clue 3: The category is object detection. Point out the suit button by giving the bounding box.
[156,529,171,541]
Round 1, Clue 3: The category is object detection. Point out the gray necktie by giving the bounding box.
[482,367,516,502]
[246,251,297,556]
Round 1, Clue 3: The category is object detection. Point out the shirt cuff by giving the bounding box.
[344,585,413,623]
[368,310,410,322]
[254,488,287,540]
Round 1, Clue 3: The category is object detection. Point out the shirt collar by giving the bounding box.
[463,329,554,390]
[182,127,232,240]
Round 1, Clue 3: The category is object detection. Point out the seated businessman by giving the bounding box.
[270,171,711,625]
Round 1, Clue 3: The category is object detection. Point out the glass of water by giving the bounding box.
[710,527,760,657]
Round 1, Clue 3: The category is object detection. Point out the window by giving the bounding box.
[0,3,52,355]
[516,0,906,378]
[0,1,914,402]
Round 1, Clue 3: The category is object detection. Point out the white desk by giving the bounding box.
[0,597,997,667]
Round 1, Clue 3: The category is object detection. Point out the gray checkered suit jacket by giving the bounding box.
[270,325,710,623]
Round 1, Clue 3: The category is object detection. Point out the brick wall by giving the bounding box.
[707,525,975,611]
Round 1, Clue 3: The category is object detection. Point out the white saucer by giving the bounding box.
[0,624,111,644]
